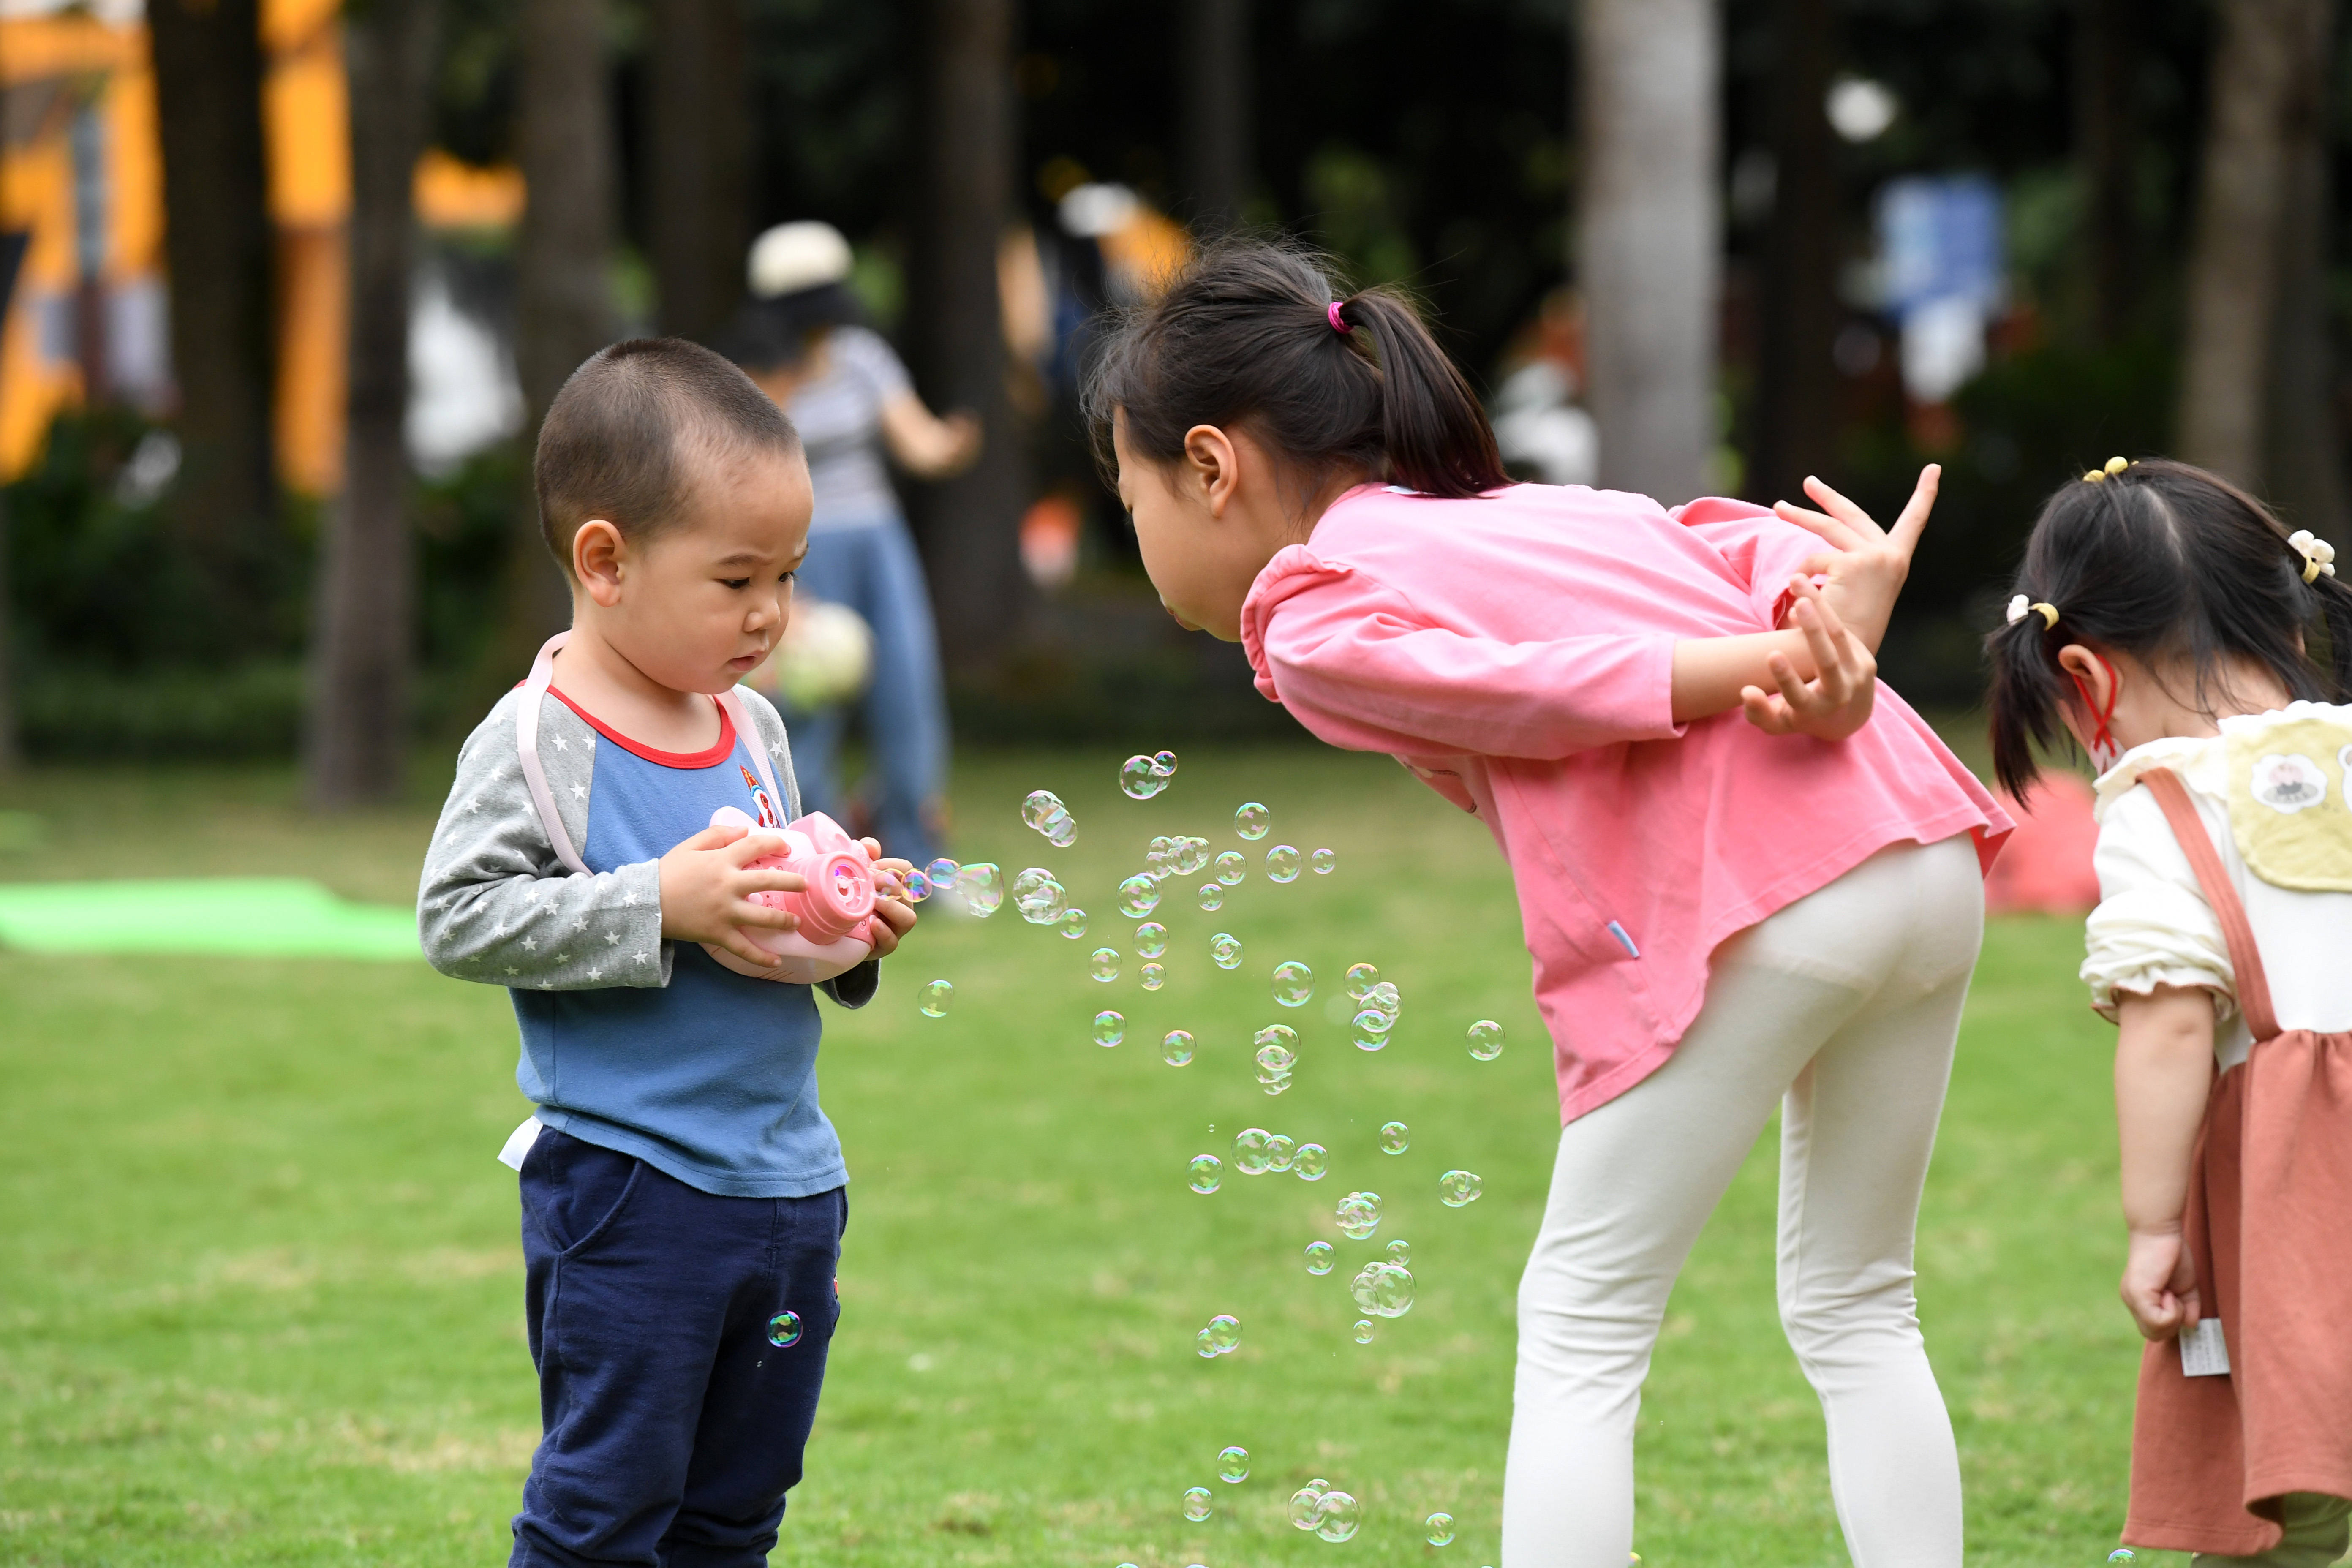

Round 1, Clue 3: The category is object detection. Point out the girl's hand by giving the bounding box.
[1740,582,1876,740]
[1772,464,1939,654]
[2119,1226,2201,1340]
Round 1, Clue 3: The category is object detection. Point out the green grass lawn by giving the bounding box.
[0,748,2164,1565]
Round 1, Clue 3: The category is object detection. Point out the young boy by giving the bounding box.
[417,337,918,1566]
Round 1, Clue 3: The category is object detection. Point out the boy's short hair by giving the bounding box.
[534,337,803,572]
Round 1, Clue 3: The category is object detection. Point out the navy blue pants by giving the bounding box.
[512,1128,844,1568]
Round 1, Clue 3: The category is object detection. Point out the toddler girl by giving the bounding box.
[1085,240,2010,1567]
[1989,457,2352,1564]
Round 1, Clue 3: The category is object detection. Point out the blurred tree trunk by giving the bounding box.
[2263,12,2347,534]
[1577,0,1720,506]
[501,0,620,670]
[2178,0,2334,487]
[306,0,438,809]
[149,0,275,628]
[1750,0,1837,509]
[1181,0,1251,235]
[648,0,750,342]
[908,0,1031,670]
[2077,0,2137,345]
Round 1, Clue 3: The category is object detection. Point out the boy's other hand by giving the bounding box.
[1740,583,1876,740]
[863,840,917,959]
[659,823,807,969]
[1772,463,1938,654]
[2119,1226,2201,1340]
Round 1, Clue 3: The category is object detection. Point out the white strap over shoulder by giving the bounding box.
[517,631,592,875]
[715,686,786,813]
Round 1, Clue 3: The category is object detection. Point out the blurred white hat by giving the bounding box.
[748,221,852,299]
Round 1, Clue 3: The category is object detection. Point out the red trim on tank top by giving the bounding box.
[544,686,738,768]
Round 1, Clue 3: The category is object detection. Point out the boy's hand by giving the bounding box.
[1772,464,1938,654]
[2120,1226,2201,1340]
[659,823,806,969]
[862,839,917,960]
[1740,582,1876,740]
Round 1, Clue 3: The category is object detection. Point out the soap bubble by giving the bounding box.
[1336,1190,1383,1239]
[1467,1020,1505,1060]
[1350,1259,1416,1317]
[1134,921,1168,958]
[926,856,961,888]
[1265,1133,1297,1172]
[1182,1486,1212,1522]
[1155,749,1179,774]
[1386,1239,1412,1264]
[1198,884,1224,912]
[1236,801,1271,840]
[1117,874,1161,919]
[1353,1032,1388,1054]
[2107,1554,2137,1565]
[1214,850,1245,885]
[1120,755,1169,800]
[1304,1240,1335,1275]
[1345,962,1380,999]
[1162,1029,1195,1066]
[766,1310,803,1347]
[1272,960,1314,1007]
[1260,1074,1293,1098]
[1204,1313,1241,1352]
[1173,836,1210,876]
[1255,1041,1296,1077]
[919,980,953,1018]
[1091,948,1121,983]
[1217,1445,1250,1483]
[1439,1170,1484,1206]
[1288,1482,1329,1530]
[1144,836,1173,881]
[1266,844,1301,882]
[1021,789,1076,846]
[1059,907,1089,939]
[1380,1120,1410,1154]
[1352,1320,1376,1345]
[1316,1491,1362,1543]
[1353,1009,1396,1038]
[1013,867,1069,924]
[900,868,933,902]
[956,862,1003,917]
[1141,962,1166,991]
[1369,980,1401,1011]
[1211,933,1243,969]
[1293,1142,1330,1181]
[1253,1024,1297,1062]
[1312,848,1336,875]
[1233,1127,1272,1175]
[1195,1328,1218,1358]
[1426,1512,1456,1546]
[1187,1154,1222,1193]
[1093,1010,1125,1046]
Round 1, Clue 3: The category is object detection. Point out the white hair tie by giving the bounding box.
[2007,595,2059,629]
[2289,529,2337,583]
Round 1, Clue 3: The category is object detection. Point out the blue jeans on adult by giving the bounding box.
[784,514,947,870]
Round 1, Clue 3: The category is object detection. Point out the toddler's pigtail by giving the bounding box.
[1338,291,1510,499]
[1986,604,2071,800]
[2307,567,2352,702]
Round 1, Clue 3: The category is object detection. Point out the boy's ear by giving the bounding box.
[574,519,628,608]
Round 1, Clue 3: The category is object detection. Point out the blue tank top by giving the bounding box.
[510,692,846,1198]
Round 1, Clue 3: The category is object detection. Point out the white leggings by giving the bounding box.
[1502,836,1985,1567]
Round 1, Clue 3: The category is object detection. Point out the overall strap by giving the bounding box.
[2142,767,2280,1040]
[516,631,592,876]
[714,686,787,813]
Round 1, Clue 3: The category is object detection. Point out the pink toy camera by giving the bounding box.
[702,806,878,983]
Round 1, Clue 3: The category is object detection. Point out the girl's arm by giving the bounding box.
[879,391,982,478]
[1671,578,1876,738]
[2113,984,2217,1339]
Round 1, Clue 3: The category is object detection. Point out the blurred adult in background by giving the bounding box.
[721,221,981,870]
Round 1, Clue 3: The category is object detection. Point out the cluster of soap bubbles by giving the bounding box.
[1194,1312,1241,1358]
[1350,1258,1416,1318]
[1021,789,1076,847]
[1146,834,1210,882]
[1288,1479,1361,1543]
[1351,970,1404,1051]
[1120,750,1180,800]
[1439,1169,1484,1207]
[1211,932,1244,970]
[1229,1125,1327,1179]
[1336,1190,1383,1239]
[1253,1024,1297,1095]
[1014,867,1070,925]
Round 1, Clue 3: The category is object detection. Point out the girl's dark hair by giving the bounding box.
[1987,457,2352,797]
[711,284,864,374]
[1081,238,1509,501]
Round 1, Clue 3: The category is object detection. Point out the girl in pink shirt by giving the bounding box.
[1085,241,2009,1566]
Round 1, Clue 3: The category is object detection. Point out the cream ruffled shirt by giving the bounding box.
[2083,702,2352,1067]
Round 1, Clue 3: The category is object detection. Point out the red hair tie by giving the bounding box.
[1327,300,1350,335]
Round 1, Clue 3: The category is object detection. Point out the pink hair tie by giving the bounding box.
[1327,299,1350,335]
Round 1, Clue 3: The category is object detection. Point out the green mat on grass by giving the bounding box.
[0,878,419,961]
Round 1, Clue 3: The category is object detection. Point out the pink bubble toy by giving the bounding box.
[702,806,878,983]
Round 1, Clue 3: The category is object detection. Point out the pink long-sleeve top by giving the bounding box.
[1240,482,2012,1124]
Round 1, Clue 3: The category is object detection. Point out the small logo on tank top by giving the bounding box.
[740,763,779,828]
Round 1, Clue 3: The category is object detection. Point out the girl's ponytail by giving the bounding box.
[2307,567,2352,700]
[1336,291,1508,498]
[1085,238,1509,506]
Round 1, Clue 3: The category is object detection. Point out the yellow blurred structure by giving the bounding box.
[0,0,523,491]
